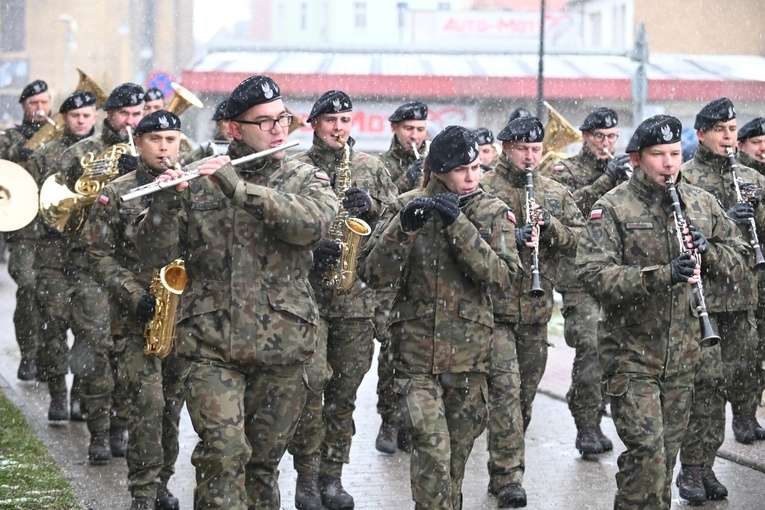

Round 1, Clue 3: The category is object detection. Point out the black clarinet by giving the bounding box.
[525,165,545,297]
[665,176,720,347]
[725,148,765,268]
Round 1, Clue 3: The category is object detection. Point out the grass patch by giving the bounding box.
[0,391,81,510]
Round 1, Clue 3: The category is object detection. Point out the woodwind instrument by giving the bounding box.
[725,147,765,268]
[603,148,633,179]
[525,164,545,297]
[665,176,720,347]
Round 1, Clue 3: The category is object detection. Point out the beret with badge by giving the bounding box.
[212,100,229,121]
[389,101,428,123]
[580,107,619,131]
[497,116,545,143]
[474,127,494,146]
[225,75,281,119]
[307,90,353,123]
[427,125,480,175]
[145,87,165,102]
[59,89,97,114]
[738,117,765,142]
[103,83,145,111]
[626,114,682,153]
[19,79,48,103]
[694,97,736,131]
[134,109,181,136]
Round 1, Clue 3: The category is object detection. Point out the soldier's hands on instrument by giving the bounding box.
[17,147,33,162]
[313,239,342,270]
[515,223,539,249]
[433,192,460,227]
[342,187,372,215]
[406,159,423,190]
[604,154,631,183]
[400,197,434,232]
[117,154,139,174]
[726,202,756,224]
[740,182,762,208]
[136,293,157,324]
[157,155,231,192]
[684,224,710,254]
[531,204,551,231]
[670,252,700,285]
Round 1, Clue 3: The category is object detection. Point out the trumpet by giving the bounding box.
[120,140,299,202]
[726,147,765,269]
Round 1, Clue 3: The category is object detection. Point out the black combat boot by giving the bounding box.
[295,471,322,510]
[320,475,354,510]
[375,420,397,454]
[110,426,128,457]
[497,483,527,508]
[397,426,413,453]
[701,466,728,500]
[594,423,613,452]
[17,355,36,381]
[732,414,756,444]
[130,496,155,510]
[88,430,112,464]
[676,465,706,504]
[575,425,604,455]
[750,415,765,440]
[69,376,87,421]
[47,377,69,421]
[155,482,180,510]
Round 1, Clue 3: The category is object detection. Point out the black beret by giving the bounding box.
[426,125,480,175]
[388,101,428,122]
[225,75,281,119]
[307,90,353,123]
[694,97,736,131]
[626,114,682,153]
[738,117,765,142]
[104,83,145,110]
[59,90,97,114]
[134,109,181,136]
[145,87,165,102]
[579,107,618,131]
[474,127,494,146]
[508,107,532,123]
[19,79,48,102]
[212,100,229,121]
[497,116,545,143]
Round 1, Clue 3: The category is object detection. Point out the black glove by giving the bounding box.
[433,192,460,228]
[740,183,762,208]
[17,147,33,162]
[313,239,342,271]
[727,202,755,224]
[400,197,434,232]
[406,159,423,190]
[604,154,631,183]
[342,187,372,216]
[534,206,552,231]
[686,224,709,254]
[118,154,139,174]
[670,253,698,285]
[135,293,157,324]
[515,224,534,249]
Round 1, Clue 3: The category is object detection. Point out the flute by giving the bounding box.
[120,140,299,202]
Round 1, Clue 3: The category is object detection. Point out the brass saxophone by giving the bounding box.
[144,259,187,358]
[323,135,372,292]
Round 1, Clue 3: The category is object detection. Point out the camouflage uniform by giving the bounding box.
[84,159,188,501]
[134,138,338,510]
[576,170,750,510]
[377,134,426,194]
[681,143,763,462]
[183,130,229,165]
[289,134,398,479]
[358,177,521,510]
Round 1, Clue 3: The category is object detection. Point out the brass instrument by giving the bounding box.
[0,160,40,231]
[166,82,203,117]
[539,101,583,167]
[665,176,720,346]
[324,135,371,291]
[285,105,306,135]
[144,259,187,358]
[726,147,765,268]
[525,164,545,297]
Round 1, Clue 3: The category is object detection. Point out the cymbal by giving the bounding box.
[0,159,39,232]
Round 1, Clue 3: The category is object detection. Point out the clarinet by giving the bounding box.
[725,148,765,268]
[665,176,720,347]
[525,165,545,297]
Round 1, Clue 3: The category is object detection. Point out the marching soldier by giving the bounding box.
[378,100,429,193]
[475,127,499,172]
[184,99,232,163]
[576,114,749,510]
[480,115,584,507]
[133,75,337,510]
[358,125,521,510]
[144,88,166,113]
[288,90,397,510]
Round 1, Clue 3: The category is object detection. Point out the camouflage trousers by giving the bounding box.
[296,317,375,477]
[37,267,75,379]
[7,240,40,360]
[756,305,765,408]
[486,323,525,491]
[561,291,606,428]
[716,310,761,415]
[186,359,307,510]
[115,334,187,498]
[605,371,694,510]
[513,322,549,431]
[375,308,400,425]
[395,372,488,510]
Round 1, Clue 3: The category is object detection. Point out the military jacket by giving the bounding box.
[681,143,765,312]
[480,153,585,323]
[576,171,749,378]
[358,178,520,375]
[134,138,338,366]
[377,135,426,193]
[0,119,42,163]
[294,134,398,319]
[738,151,765,178]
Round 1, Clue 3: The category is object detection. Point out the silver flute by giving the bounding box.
[120,140,299,202]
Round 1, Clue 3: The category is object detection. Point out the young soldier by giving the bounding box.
[475,127,499,172]
[358,125,521,510]
[577,114,749,510]
[378,100,429,193]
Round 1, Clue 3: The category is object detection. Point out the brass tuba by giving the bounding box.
[539,101,582,167]
[144,259,187,358]
[167,82,203,117]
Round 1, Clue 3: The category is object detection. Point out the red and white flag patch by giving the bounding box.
[98,195,109,205]
[507,211,516,224]
[554,163,565,172]
[589,208,603,220]
[315,171,330,181]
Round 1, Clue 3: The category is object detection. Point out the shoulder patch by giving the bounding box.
[507,210,516,224]
[589,208,602,220]
[315,171,330,181]
[554,163,565,172]
[97,194,109,205]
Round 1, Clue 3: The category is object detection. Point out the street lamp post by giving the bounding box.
[59,14,78,90]
[536,0,546,119]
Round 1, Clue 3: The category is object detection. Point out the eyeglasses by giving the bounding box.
[236,114,293,131]
[591,132,619,142]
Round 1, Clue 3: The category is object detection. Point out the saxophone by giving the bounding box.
[323,135,372,292]
[144,259,187,358]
